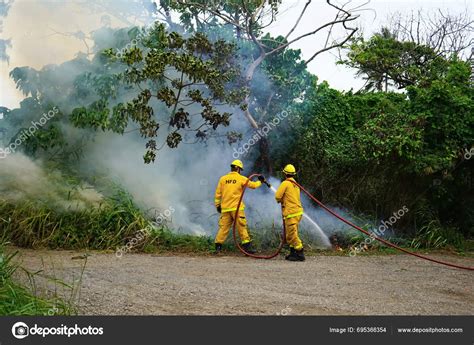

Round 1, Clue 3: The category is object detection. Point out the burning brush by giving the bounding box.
[329,232,354,252]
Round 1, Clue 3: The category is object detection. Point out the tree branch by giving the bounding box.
[305,19,358,65]
[265,0,360,57]
[284,0,311,40]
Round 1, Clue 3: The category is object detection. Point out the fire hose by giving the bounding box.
[232,174,285,259]
[232,174,474,271]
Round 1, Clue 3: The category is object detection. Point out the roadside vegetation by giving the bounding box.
[0,238,76,315]
[0,2,472,258]
[1,189,470,256]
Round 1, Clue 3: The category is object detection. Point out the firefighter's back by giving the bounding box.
[219,172,245,212]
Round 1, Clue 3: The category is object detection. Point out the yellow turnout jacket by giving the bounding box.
[214,171,262,212]
[275,178,304,219]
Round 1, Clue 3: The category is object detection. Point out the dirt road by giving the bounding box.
[13,249,474,315]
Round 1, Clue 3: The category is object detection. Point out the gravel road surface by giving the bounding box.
[13,249,474,315]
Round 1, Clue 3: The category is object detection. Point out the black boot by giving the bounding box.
[285,247,305,261]
[214,243,222,254]
[241,242,256,254]
[285,247,297,261]
[295,248,305,261]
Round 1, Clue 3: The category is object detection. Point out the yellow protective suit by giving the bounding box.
[275,178,304,250]
[214,171,262,244]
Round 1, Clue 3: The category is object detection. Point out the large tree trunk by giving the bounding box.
[255,136,273,175]
[242,52,273,173]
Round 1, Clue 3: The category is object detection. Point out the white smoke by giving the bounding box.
[0,153,103,210]
[0,0,369,247]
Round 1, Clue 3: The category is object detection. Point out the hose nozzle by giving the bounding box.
[258,174,271,188]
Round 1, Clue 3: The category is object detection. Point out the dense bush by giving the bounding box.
[275,57,473,240]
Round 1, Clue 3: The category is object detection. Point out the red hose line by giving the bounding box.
[231,174,285,259]
[230,173,473,270]
[288,179,474,271]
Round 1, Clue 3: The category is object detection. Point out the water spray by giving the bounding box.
[232,174,331,260]
[233,174,474,270]
[268,185,331,247]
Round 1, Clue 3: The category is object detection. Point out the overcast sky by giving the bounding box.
[0,0,472,109]
[267,0,473,90]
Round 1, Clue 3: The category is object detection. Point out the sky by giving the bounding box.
[266,0,473,90]
[0,0,472,109]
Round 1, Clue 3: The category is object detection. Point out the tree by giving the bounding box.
[5,24,247,163]
[71,23,248,163]
[282,55,473,236]
[387,8,474,59]
[5,1,362,168]
[341,28,450,91]
[166,0,363,171]
[171,0,361,121]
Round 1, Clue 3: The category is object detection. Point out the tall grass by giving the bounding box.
[0,189,148,250]
[411,204,467,251]
[0,187,327,254]
[410,220,466,250]
[4,182,463,256]
[0,188,218,253]
[0,239,76,315]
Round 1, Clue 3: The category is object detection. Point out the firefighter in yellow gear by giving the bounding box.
[214,159,266,254]
[275,164,305,261]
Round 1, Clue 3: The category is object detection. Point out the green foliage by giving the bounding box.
[0,240,75,315]
[0,183,218,253]
[72,23,246,163]
[145,227,214,253]
[410,202,467,250]
[3,23,248,164]
[406,57,474,173]
[0,189,147,249]
[9,67,42,98]
[167,0,282,35]
[340,27,449,91]
[279,45,473,238]
[350,94,424,165]
[258,33,314,108]
[410,220,465,250]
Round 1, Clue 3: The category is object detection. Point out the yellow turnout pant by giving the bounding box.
[284,215,303,250]
[215,210,251,244]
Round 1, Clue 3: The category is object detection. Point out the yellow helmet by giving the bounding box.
[283,164,296,175]
[231,159,244,170]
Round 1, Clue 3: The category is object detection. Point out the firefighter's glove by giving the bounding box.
[258,175,271,188]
